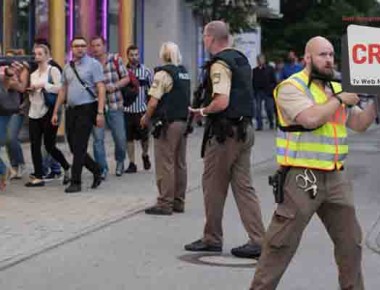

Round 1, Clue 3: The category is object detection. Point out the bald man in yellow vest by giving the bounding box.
[250,37,377,290]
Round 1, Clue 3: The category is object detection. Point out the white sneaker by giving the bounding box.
[16,164,25,179]
[9,167,18,180]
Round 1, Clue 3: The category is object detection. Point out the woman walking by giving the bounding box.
[25,44,70,187]
[0,63,28,190]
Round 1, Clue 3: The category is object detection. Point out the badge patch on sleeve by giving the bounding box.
[212,72,221,84]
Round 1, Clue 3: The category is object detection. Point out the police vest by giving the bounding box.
[274,70,348,171]
[153,64,190,121]
[205,49,253,119]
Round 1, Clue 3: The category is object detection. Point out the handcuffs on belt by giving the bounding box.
[295,169,318,199]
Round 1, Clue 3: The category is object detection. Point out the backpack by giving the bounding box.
[42,66,57,108]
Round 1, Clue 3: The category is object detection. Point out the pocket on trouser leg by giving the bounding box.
[266,204,298,248]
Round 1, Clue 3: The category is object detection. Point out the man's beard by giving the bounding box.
[310,60,334,81]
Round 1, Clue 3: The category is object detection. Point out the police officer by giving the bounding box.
[140,42,190,215]
[184,21,265,259]
[250,36,377,289]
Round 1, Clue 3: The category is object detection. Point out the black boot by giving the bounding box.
[231,243,261,259]
[184,239,222,252]
[65,183,81,193]
[91,171,102,189]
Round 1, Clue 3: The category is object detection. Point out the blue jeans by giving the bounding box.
[93,109,126,172]
[0,116,12,174]
[43,110,62,175]
[42,148,62,174]
[6,114,25,168]
[255,90,275,129]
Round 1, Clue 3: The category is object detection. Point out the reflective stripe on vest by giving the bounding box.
[274,70,348,171]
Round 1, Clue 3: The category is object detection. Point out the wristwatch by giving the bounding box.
[97,111,104,115]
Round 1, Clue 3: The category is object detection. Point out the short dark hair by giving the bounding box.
[34,38,51,50]
[127,45,139,55]
[70,36,87,46]
[90,35,106,44]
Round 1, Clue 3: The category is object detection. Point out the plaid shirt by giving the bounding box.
[102,53,128,111]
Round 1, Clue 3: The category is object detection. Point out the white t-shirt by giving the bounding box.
[29,65,61,119]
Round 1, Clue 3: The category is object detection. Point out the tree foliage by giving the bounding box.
[261,0,380,62]
[185,0,268,33]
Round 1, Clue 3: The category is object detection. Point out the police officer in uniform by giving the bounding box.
[184,21,265,258]
[140,42,190,215]
[250,36,377,289]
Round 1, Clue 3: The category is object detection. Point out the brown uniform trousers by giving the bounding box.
[202,124,265,246]
[250,167,364,290]
[154,121,187,210]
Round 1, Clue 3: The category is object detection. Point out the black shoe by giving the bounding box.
[63,168,71,185]
[142,155,151,170]
[65,183,81,193]
[173,203,185,213]
[125,162,137,173]
[44,171,62,181]
[231,243,261,259]
[25,178,45,187]
[184,239,222,252]
[145,205,173,215]
[91,171,102,189]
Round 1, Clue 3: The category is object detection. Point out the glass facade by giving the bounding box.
[0,0,131,57]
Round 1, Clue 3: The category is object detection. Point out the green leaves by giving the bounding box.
[185,0,267,33]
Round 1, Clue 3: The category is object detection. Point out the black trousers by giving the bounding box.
[66,102,100,184]
[29,109,70,179]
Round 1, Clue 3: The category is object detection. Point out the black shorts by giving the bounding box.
[124,112,149,142]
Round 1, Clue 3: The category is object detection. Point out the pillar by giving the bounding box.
[49,0,65,67]
[49,0,66,137]
[79,0,97,41]
[119,0,134,61]
[3,0,15,51]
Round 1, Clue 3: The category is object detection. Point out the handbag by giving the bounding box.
[69,61,97,99]
[0,82,20,115]
[42,67,58,108]
[113,56,139,107]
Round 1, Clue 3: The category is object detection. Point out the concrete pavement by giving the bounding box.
[0,125,379,289]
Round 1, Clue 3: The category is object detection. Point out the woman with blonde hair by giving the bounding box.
[141,42,190,215]
[25,44,70,187]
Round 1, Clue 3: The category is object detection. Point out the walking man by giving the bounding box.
[52,36,105,193]
[250,36,376,289]
[252,53,277,130]
[124,45,153,173]
[185,21,266,258]
[90,36,129,178]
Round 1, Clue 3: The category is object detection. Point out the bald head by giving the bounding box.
[305,36,333,55]
[304,36,335,79]
[205,21,229,42]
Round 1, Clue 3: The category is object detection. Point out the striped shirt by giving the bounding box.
[125,63,153,113]
[102,53,128,111]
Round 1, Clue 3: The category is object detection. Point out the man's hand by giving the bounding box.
[106,84,117,93]
[140,114,149,128]
[30,83,45,91]
[96,114,105,128]
[338,92,360,106]
[189,107,206,118]
[51,114,59,126]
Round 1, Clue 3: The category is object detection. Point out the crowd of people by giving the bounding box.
[0,37,153,192]
[0,19,376,289]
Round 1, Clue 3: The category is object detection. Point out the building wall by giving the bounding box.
[144,0,200,87]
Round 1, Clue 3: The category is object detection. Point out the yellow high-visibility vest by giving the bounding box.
[274,70,348,171]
